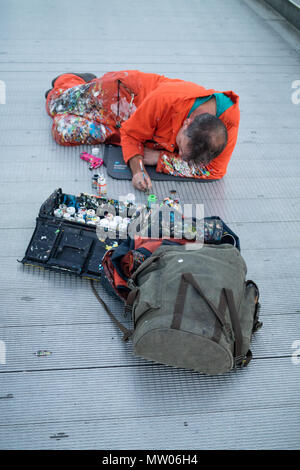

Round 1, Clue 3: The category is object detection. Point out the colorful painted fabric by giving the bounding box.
[46,72,141,147]
[156,151,211,179]
[52,114,111,146]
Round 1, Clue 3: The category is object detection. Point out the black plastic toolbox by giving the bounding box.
[20,188,136,281]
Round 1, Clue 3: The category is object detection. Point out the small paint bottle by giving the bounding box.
[169,189,177,200]
[92,174,99,191]
[147,194,158,209]
[92,147,100,156]
[86,209,96,222]
[97,175,107,196]
[59,204,67,213]
[54,208,63,218]
[67,206,76,216]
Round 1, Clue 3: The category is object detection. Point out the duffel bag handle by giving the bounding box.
[171,273,227,330]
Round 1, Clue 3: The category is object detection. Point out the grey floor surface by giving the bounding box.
[0,0,300,450]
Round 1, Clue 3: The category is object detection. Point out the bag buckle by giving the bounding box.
[127,278,136,289]
[253,319,263,332]
[124,304,133,315]
[235,350,252,368]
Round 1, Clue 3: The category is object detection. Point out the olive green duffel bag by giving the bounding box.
[92,244,262,375]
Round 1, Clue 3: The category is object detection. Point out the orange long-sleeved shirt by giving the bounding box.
[117,71,240,179]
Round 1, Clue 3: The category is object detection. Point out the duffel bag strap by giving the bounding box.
[223,288,244,366]
[171,274,189,330]
[171,273,228,331]
[222,288,254,368]
[124,287,139,314]
[90,280,133,342]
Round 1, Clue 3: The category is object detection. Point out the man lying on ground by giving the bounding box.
[45,70,240,191]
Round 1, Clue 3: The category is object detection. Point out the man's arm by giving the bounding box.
[129,155,152,192]
[119,89,168,190]
[119,89,168,163]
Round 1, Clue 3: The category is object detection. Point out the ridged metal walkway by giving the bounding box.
[0,0,299,449]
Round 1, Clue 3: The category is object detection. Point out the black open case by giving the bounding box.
[20,188,133,281]
[21,188,240,282]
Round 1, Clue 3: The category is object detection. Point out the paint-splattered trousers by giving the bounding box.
[45,73,211,179]
[46,73,132,146]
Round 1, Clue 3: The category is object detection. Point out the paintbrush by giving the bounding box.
[139,160,150,194]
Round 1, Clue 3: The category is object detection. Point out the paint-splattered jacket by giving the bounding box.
[111,70,240,179]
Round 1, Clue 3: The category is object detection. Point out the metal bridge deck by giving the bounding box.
[0,0,299,449]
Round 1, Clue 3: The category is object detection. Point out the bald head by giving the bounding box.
[185,113,228,165]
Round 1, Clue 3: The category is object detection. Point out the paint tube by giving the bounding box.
[97,175,107,196]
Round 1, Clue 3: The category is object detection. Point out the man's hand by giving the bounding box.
[132,170,152,192]
[129,155,152,192]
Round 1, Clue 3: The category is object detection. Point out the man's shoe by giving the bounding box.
[51,73,97,87]
[45,73,97,99]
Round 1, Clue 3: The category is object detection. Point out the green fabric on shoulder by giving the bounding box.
[214,93,234,117]
[187,93,234,118]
